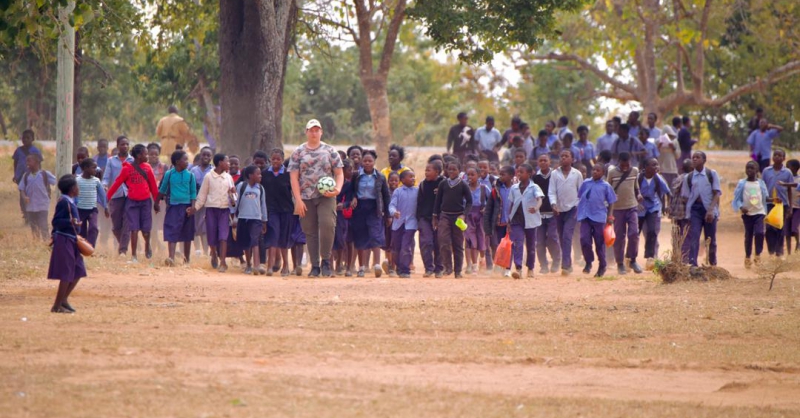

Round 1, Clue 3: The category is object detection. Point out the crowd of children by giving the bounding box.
[10,110,798,313]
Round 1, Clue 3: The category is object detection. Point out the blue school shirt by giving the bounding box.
[389,185,418,230]
[103,155,134,199]
[680,168,721,219]
[637,174,670,216]
[530,144,550,163]
[497,182,512,224]
[158,168,198,205]
[478,174,495,191]
[747,129,780,159]
[577,178,617,223]
[190,164,213,189]
[648,127,662,142]
[761,166,794,206]
[573,141,595,163]
[94,153,109,174]
[643,141,659,161]
[18,170,57,212]
[611,136,645,166]
[547,134,558,147]
[469,184,490,208]
[12,145,42,183]
[595,133,618,153]
[357,171,378,199]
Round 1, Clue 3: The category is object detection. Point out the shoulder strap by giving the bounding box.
[23,172,29,189]
[235,181,247,216]
[481,184,486,206]
[131,163,151,193]
[613,169,631,192]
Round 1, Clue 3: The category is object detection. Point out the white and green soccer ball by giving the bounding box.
[317,176,336,194]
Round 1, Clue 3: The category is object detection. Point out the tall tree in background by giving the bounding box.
[219,0,297,157]
[306,0,407,158]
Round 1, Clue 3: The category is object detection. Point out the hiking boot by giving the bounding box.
[744,257,752,269]
[629,261,643,274]
[321,260,333,277]
[582,262,592,274]
[308,266,321,277]
[617,263,627,275]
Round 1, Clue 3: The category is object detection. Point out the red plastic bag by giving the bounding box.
[494,229,512,269]
[604,224,616,247]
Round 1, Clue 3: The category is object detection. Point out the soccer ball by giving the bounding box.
[317,176,336,194]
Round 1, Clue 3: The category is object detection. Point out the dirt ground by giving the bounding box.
[1,146,799,417]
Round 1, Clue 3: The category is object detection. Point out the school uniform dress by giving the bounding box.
[17,169,57,240]
[433,178,473,275]
[76,175,108,247]
[680,168,722,266]
[234,183,268,249]
[465,184,490,251]
[159,168,197,243]
[194,170,235,248]
[761,166,794,256]
[106,161,159,233]
[261,166,295,249]
[607,166,641,263]
[351,171,391,250]
[48,196,87,283]
[333,179,353,251]
[417,177,444,274]
[732,179,768,258]
[103,155,135,252]
[637,174,671,260]
[548,167,582,270]
[577,178,617,270]
[507,180,544,270]
[533,171,562,272]
[389,185,418,275]
[189,164,213,237]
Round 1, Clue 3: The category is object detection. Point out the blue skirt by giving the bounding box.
[48,233,87,283]
[288,215,306,246]
[352,199,385,250]
[163,204,196,243]
[265,211,293,249]
[333,211,349,251]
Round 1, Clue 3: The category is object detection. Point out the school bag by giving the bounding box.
[23,170,51,198]
[235,181,266,219]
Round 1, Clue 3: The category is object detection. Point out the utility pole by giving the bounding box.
[56,2,75,180]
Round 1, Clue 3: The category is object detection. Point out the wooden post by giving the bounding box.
[56,2,75,181]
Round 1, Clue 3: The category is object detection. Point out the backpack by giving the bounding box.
[23,171,51,198]
[637,172,662,196]
[686,170,715,192]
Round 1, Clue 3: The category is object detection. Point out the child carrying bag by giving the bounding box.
[493,229,513,270]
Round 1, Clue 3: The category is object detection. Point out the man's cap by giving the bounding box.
[306,119,322,130]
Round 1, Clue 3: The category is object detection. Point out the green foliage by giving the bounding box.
[407,0,586,64]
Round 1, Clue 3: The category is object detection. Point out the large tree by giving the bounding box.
[219,0,297,157]
[305,0,407,158]
[413,0,800,118]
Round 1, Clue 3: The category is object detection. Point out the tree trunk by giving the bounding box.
[73,29,83,156]
[219,0,296,158]
[361,75,392,161]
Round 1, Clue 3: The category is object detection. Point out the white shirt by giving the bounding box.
[548,167,583,212]
[474,126,502,152]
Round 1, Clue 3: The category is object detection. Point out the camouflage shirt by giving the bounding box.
[288,142,343,200]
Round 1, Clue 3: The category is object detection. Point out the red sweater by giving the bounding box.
[106,161,159,202]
